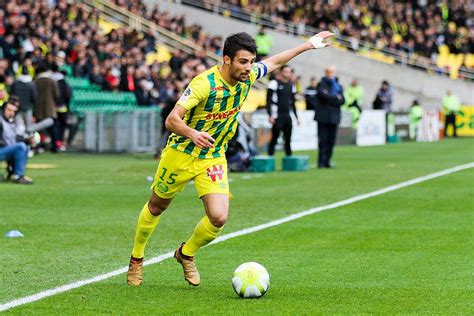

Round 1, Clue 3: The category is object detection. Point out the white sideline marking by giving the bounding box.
[1,162,473,312]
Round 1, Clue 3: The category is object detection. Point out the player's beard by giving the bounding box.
[229,65,249,82]
[232,70,249,82]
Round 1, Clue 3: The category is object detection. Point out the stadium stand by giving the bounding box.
[1,0,471,145]
[0,0,219,110]
[183,0,474,80]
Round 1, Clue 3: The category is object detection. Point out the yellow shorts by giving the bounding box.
[152,147,229,199]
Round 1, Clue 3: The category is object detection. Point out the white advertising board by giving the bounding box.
[356,110,386,146]
[417,109,440,142]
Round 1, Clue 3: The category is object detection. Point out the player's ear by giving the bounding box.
[223,55,231,66]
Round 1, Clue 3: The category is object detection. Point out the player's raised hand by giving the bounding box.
[308,31,335,49]
[191,131,215,149]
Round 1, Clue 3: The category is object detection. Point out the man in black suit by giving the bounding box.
[267,65,299,156]
[315,66,345,168]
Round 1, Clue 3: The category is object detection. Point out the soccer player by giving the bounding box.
[127,31,334,286]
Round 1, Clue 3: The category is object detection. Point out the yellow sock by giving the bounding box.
[182,216,223,257]
[131,203,160,259]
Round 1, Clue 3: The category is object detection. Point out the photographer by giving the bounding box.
[0,101,34,184]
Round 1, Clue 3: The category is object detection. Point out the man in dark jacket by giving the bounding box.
[34,64,60,152]
[304,77,318,110]
[10,66,37,131]
[315,66,345,168]
[372,80,392,113]
[52,64,72,150]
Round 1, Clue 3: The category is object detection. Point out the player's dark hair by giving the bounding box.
[223,32,257,60]
[280,64,292,71]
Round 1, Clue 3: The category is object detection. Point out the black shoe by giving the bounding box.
[10,175,34,184]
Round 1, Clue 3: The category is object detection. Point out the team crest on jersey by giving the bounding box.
[179,87,192,103]
[156,182,169,193]
[207,165,224,182]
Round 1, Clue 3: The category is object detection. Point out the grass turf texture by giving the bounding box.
[1,138,473,314]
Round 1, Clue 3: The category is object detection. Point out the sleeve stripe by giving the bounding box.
[261,62,268,77]
[255,62,268,79]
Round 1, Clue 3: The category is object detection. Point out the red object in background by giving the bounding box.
[105,73,119,89]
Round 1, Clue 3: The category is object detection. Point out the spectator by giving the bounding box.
[343,79,364,112]
[0,101,33,184]
[52,65,73,151]
[254,26,273,61]
[135,79,155,106]
[441,90,461,137]
[409,99,423,140]
[0,75,9,104]
[34,64,60,152]
[304,77,318,111]
[89,65,105,87]
[10,66,37,132]
[120,65,136,92]
[103,67,120,91]
[373,80,393,113]
[267,65,298,157]
[343,79,363,129]
[221,0,473,67]
[169,49,185,74]
[315,65,345,169]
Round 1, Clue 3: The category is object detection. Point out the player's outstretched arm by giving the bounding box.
[165,105,215,149]
[262,31,334,74]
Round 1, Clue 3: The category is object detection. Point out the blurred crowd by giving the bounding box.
[0,0,235,154]
[0,0,227,110]
[220,0,473,61]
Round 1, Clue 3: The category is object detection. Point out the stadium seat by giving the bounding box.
[464,54,474,68]
[436,54,449,68]
[438,45,450,56]
[98,18,121,34]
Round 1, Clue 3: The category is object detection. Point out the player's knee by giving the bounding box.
[147,195,170,216]
[209,213,227,227]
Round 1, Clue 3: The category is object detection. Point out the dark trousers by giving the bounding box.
[46,119,59,152]
[317,122,338,167]
[444,114,457,137]
[57,112,68,142]
[268,116,292,156]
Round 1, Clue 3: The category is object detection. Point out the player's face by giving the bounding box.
[229,50,256,82]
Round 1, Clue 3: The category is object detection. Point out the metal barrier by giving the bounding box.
[77,109,162,153]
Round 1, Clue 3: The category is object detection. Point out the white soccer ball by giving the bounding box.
[232,262,270,298]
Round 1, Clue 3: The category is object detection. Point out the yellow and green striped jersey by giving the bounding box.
[167,62,267,159]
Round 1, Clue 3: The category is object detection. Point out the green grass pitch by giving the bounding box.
[1,138,473,314]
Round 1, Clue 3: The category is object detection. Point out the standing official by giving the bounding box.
[315,66,344,168]
[304,77,318,111]
[267,65,299,156]
[441,90,461,137]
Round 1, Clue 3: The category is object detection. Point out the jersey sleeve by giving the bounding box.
[249,61,268,84]
[176,76,208,110]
